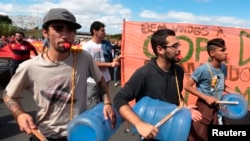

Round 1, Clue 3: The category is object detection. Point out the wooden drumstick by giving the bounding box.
[217,101,239,105]
[154,106,181,128]
[31,129,48,141]
[141,106,182,139]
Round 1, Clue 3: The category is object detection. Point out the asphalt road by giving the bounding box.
[0,81,141,141]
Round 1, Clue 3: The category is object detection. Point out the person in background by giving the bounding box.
[84,21,120,109]
[27,35,35,43]
[185,38,240,141]
[3,8,115,141]
[8,35,15,42]
[113,39,121,87]
[114,29,202,140]
[42,37,50,52]
[8,31,38,76]
[0,35,9,48]
[79,38,89,47]
[73,38,81,45]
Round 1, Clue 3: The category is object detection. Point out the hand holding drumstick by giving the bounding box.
[31,129,48,141]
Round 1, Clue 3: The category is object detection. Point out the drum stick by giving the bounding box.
[154,106,181,128]
[141,106,182,139]
[31,129,48,141]
[217,101,239,105]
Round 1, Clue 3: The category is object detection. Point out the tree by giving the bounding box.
[107,34,122,40]
[0,15,16,36]
[0,15,12,25]
[0,23,16,36]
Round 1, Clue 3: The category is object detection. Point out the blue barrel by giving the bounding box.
[67,103,122,141]
[220,93,248,119]
[132,96,191,141]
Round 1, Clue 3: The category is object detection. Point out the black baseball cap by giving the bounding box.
[42,8,81,29]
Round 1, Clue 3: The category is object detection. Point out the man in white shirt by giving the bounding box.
[84,21,120,109]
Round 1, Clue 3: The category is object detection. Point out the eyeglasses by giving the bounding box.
[162,43,181,50]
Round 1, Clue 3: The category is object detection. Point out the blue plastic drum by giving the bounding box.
[132,96,192,141]
[67,103,122,141]
[220,93,248,119]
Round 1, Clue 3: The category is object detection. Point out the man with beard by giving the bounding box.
[2,8,115,141]
[113,29,202,140]
[9,31,38,76]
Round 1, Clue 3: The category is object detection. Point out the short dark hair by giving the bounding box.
[90,21,105,36]
[151,29,176,56]
[15,31,25,37]
[207,38,225,56]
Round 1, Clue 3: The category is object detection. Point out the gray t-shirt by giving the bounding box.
[5,50,102,138]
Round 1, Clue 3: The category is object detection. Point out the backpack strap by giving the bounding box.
[101,40,113,62]
[206,62,219,99]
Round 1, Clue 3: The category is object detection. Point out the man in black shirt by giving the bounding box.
[113,29,202,140]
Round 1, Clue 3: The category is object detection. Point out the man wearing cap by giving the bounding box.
[2,8,116,141]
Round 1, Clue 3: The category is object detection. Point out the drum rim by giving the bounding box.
[220,93,248,119]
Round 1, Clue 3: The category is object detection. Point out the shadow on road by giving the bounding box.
[0,111,37,140]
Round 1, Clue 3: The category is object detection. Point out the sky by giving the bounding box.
[0,0,250,34]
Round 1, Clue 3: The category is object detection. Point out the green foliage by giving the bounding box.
[23,29,42,39]
[0,22,17,36]
[0,15,12,24]
[0,15,16,36]
[107,34,122,40]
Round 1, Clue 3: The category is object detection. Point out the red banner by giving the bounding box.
[121,21,250,106]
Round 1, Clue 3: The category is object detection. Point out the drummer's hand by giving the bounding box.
[103,104,116,129]
[16,113,36,134]
[187,105,202,122]
[204,95,217,105]
[135,121,158,139]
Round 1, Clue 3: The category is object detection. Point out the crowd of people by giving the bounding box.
[1,7,242,141]
[0,35,12,48]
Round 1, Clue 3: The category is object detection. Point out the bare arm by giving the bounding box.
[2,91,36,134]
[113,55,121,62]
[184,76,217,105]
[97,77,116,128]
[184,77,207,100]
[119,105,144,128]
[98,77,112,104]
[119,104,158,139]
[96,60,120,68]
[3,91,22,114]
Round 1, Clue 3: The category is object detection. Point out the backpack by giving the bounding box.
[101,40,113,62]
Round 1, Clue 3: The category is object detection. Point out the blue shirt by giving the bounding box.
[192,62,227,100]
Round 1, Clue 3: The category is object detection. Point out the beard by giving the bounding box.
[56,47,71,53]
[164,53,179,64]
[169,58,179,64]
[170,59,178,64]
[16,38,23,42]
